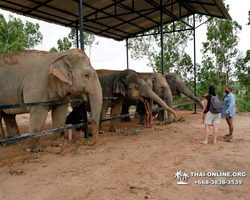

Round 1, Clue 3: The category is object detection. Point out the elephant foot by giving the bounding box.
[26,139,43,152]
[139,115,146,125]
[87,136,98,146]
[139,120,145,125]
[157,113,164,121]
[109,125,118,132]
[120,117,131,122]
[51,136,67,147]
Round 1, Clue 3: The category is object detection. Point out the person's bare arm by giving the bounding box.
[202,99,208,114]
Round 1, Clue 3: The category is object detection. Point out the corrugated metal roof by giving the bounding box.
[0,0,232,41]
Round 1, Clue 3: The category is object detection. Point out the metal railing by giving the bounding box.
[0,99,196,146]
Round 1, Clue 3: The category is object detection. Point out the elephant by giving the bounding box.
[121,72,173,123]
[157,73,203,121]
[95,69,177,132]
[0,110,20,140]
[0,49,102,151]
[97,70,174,122]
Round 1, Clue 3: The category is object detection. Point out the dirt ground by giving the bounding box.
[0,107,249,200]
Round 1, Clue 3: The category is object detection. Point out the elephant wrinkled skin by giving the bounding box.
[0,49,102,151]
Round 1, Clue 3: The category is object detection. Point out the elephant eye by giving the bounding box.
[84,73,89,79]
[136,82,140,88]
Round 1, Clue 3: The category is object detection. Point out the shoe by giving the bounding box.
[200,141,207,144]
[223,135,233,139]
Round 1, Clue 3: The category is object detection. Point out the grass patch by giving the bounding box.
[133,128,141,134]
[178,116,185,122]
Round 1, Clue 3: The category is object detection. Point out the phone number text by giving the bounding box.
[194,179,243,185]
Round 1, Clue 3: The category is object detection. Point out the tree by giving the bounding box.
[198,10,242,96]
[50,37,72,52]
[50,29,98,58]
[0,14,43,55]
[128,19,194,82]
[235,50,250,100]
[247,9,250,28]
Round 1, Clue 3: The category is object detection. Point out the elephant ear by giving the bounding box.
[49,55,73,85]
[145,75,156,90]
[113,75,126,96]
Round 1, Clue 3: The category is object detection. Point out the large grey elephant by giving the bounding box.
[157,73,203,121]
[0,49,102,151]
[96,69,177,132]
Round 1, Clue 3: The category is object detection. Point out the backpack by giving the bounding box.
[210,94,223,114]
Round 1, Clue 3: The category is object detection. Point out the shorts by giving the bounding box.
[204,111,221,125]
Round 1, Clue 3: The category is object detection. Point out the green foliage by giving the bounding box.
[49,47,58,52]
[178,117,185,122]
[50,29,98,54]
[133,128,140,133]
[235,50,250,101]
[199,13,242,95]
[173,94,193,105]
[247,10,250,26]
[236,94,250,112]
[128,19,194,80]
[184,104,193,111]
[0,14,43,55]
[129,105,136,109]
[156,122,162,126]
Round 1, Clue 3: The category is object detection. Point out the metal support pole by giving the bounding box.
[83,101,88,139]
[160,0,166,121]
[75,23,79,49]
[126,38,129,69]
[193,14,197,114]
[78,0,84,50]
[78,0,88,137]
[160,0,164,75]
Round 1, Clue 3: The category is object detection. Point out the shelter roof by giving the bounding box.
[0,0,231,41]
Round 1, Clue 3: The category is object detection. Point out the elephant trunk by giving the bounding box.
[163,91,173,120]
[179,84,203,109]
[141,84,178,118]
[86,81,103,146]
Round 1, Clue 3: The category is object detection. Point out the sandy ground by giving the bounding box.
[0,108,250,200]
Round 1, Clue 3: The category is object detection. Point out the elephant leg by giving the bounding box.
[139,114,146,125]
[0,111,5,140]
[120,105,131,122]
[26,106,49,152]
[157,109,165,121]
[109,102,122,132]
[2,112,20,138]
[157,109,173,122]
[99,101,110,133]
[51,104,68,147]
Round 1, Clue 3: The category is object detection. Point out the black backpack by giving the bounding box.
[210,95,223,114]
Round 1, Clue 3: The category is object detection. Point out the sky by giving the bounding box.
[0,0,249,73]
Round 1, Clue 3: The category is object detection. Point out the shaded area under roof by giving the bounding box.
[0,0,231,41]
